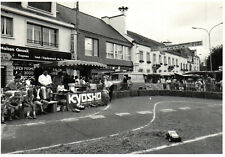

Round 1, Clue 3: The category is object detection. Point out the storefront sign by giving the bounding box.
[1,45,29,53]
[1,44,71,61]
[67,92,102,105]
[13,61,35,76]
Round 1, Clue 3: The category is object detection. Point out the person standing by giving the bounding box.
[38,70,53,100]
[121,75,128,90]
[53,71,64,92]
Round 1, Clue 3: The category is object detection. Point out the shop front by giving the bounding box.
[1,44,71,88]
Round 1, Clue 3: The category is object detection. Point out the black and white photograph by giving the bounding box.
[1,0,223,154]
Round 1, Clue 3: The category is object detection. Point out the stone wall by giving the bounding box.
[112,90,222,100]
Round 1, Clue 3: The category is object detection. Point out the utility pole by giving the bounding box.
[75,1,79,60]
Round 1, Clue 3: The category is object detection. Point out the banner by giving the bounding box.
[67,92,102,106]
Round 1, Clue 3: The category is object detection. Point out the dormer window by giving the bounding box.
[28,2,52,13]
[21,2,56,17]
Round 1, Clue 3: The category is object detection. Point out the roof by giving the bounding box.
[1,2,132,45]
[56,4,132,44]
[127,30,164,47]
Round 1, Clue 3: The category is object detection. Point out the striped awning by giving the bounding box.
[38,60,107,69]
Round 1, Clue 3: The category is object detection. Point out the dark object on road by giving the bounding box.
[166,130,182,142]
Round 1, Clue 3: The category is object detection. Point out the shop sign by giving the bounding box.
[13,61,34,76]
[67,92,101,105]
[1,45,29,53]
[1,44,71,61]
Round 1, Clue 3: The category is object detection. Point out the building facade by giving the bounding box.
[57,4,133,74]
[1,2,75,87]
[101,12,200,75]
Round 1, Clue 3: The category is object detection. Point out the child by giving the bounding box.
[23,89,36,119]
[8,92,23,120]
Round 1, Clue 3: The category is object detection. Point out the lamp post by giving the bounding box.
[192,22,223,71]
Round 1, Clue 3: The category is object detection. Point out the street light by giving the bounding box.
[192,22,223,71]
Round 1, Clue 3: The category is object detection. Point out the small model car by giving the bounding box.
[166,130,182,142]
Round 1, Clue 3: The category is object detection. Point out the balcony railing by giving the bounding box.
[27,39,58,48]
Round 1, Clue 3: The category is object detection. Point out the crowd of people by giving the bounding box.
[1,70,222,124]
[1,70,111,124]
[158,76,222,92]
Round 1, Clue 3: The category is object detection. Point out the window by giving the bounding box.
[124,46,131,61]
[27,23,57,47]
[138,69,143,72]
[153,54,156,63]
[106,42,130,60]
[172,58,174,65]
[176,59,178,66]
[146,52,150,62]
[164,56,167,64]
[168,57,171,65]
[159,55,162,64]
[139,51,144,61]
[28,2,52,12]
[85,37,98,56]
[115,45,123,60]
[106,42,114,59]
[1,16,13,36]
[180,63,182,70]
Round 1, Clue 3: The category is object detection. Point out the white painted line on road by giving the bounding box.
[60,118,79,122]
[131,132,222,154]
[110,133,119,137]
[102,104,111,111]
[179,107,191,110]
[115,112,131,116]
[160,109,176,112]
[132,126,145,131]
[88,115,105,119]
[137,111,153,114]
[25,121,46,126]
[9,136,107,154]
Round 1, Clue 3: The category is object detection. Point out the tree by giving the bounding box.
[206,45,222,71]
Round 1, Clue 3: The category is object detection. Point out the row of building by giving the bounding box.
[1,2,200,87]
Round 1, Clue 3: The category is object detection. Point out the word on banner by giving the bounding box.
[67,92,102,105]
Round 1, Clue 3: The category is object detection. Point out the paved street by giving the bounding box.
[1,96,222,154]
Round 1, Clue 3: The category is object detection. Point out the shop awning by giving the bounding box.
[37,60,107,69]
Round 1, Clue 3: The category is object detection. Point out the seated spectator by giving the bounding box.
[22,89,37,119]
[38,70,53,100]
[4,73,25,91]
[33,86,48,114]
[8,92,23,120]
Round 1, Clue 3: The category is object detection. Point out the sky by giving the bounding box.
[59,0,223,61]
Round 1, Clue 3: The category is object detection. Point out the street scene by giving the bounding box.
[1,0,223,154]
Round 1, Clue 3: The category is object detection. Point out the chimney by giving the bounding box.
[101,6,128,35]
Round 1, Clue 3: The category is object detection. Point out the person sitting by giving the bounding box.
[38,70,53,100]
[1,93,10,124]
[22,89,37,119]
[4,73,26,91]
[33,86,48,114]
[8,92,23,120]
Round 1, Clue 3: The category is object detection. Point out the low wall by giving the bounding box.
[112,90,222,100]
